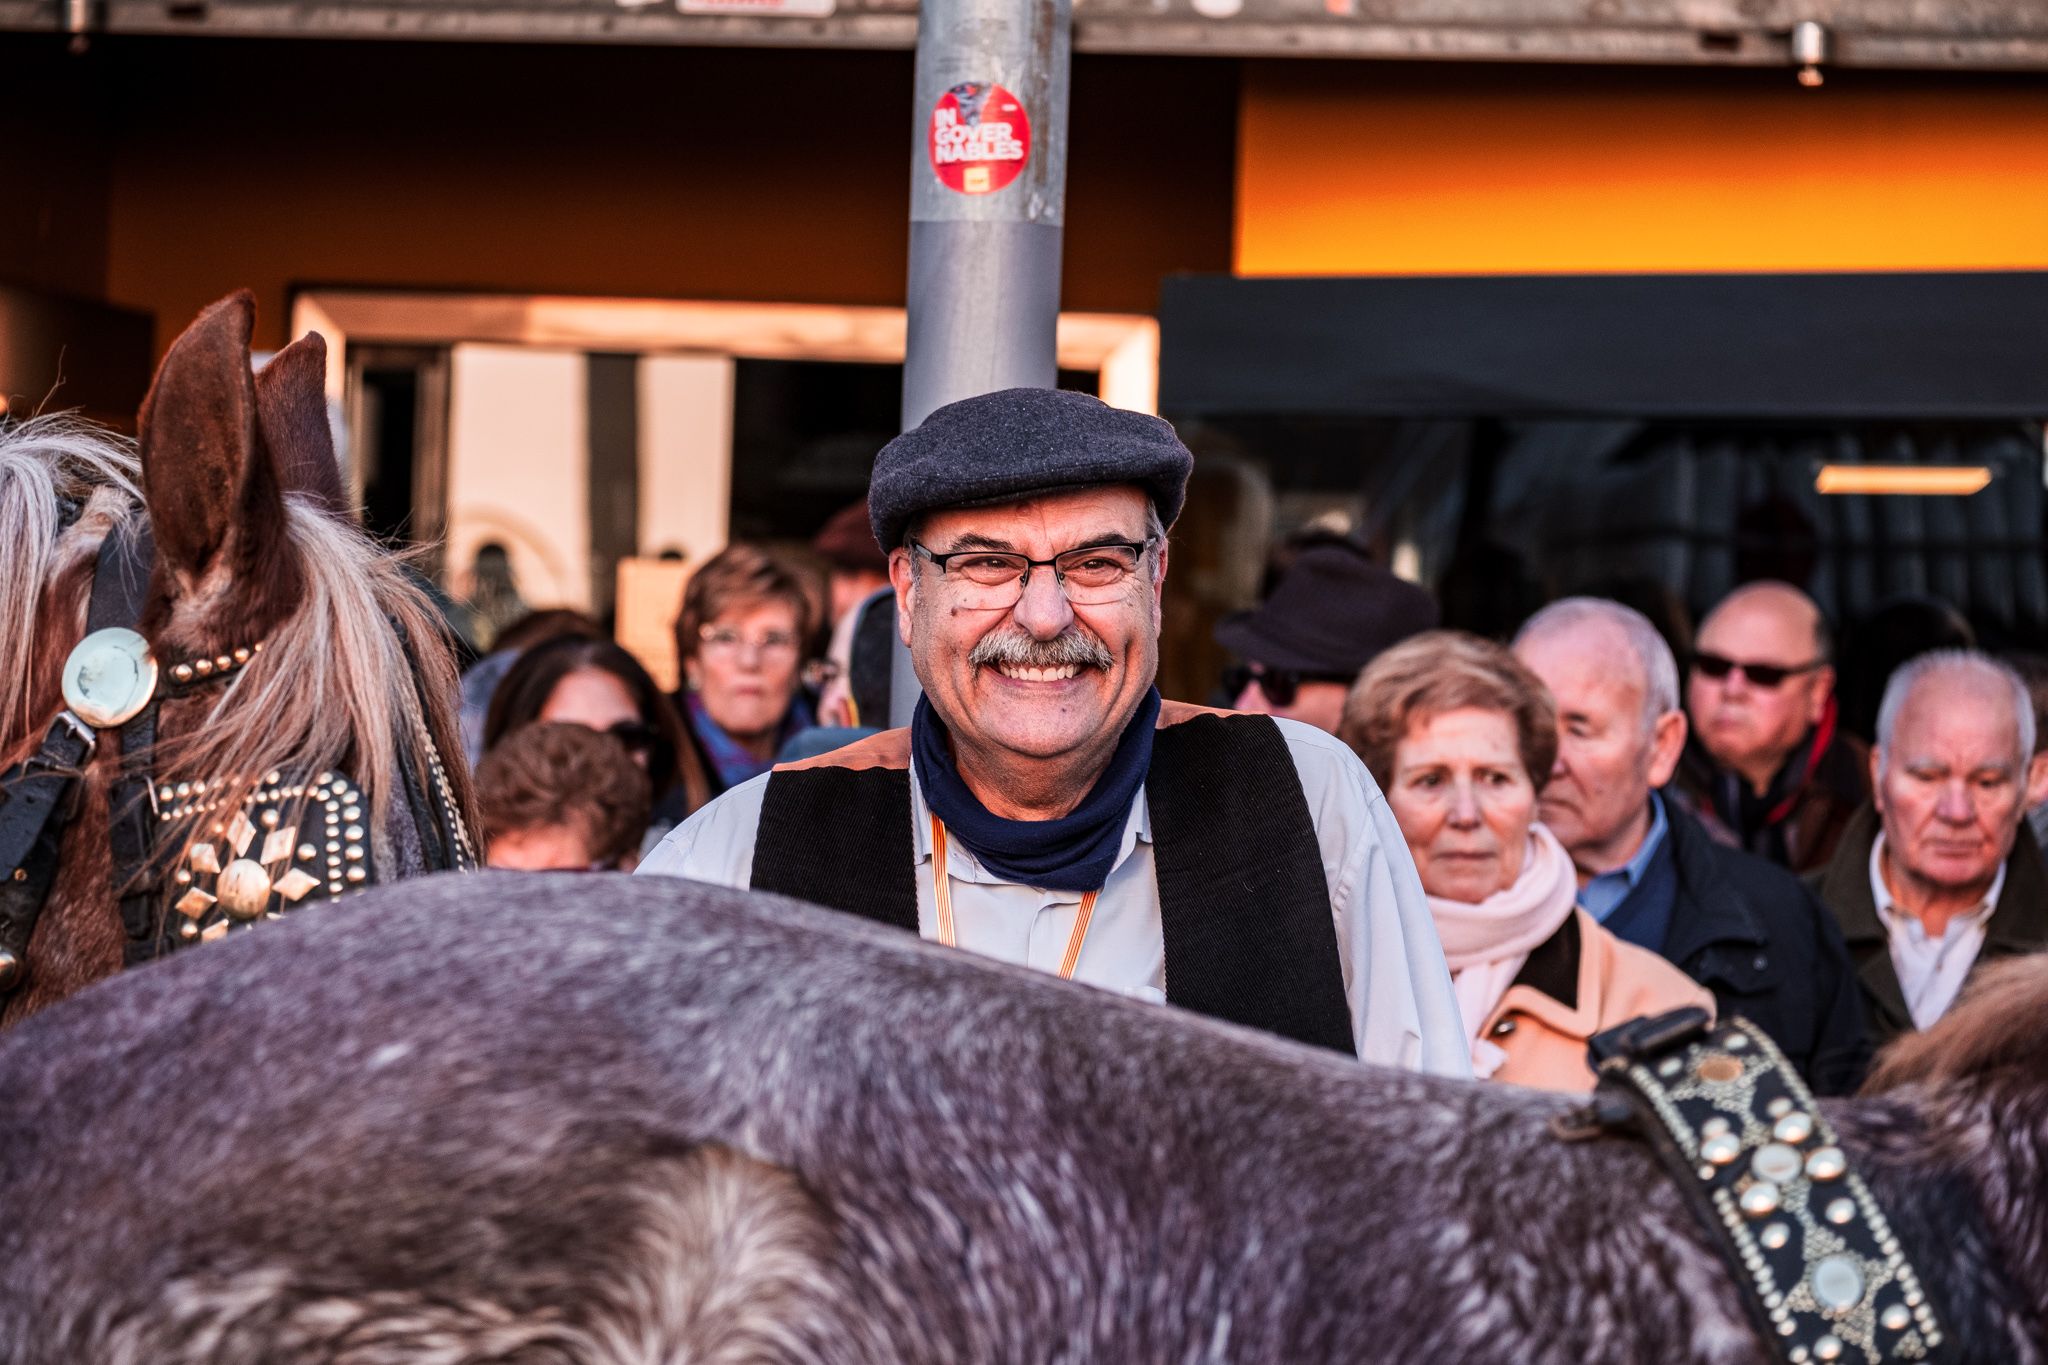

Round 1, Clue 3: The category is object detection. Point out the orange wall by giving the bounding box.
[3,38,1235,358]
[1237,63,2048,276]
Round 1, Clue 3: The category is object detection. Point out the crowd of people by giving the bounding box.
[464,388,2048,1096]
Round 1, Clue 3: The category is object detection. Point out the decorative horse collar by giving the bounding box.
[1566,1009,1953,1365]
[0,516,470,999]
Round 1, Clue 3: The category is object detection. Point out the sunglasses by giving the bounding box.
[1220,664,1353,709]
[1691,652,1827,690]
[607,720,660,756]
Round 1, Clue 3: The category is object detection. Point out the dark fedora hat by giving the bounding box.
[1215,544,1440,677]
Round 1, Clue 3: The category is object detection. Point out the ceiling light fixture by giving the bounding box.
[1814,465,1994,496]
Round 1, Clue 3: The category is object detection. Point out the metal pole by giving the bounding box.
[890,0,1072,728]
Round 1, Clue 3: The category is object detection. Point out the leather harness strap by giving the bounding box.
[1573,1008,1953,1365]
[90,523,168,959]
[0,522,159,989]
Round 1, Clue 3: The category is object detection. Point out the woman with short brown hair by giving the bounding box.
[672,544,820,802]
[1343,630,1711,1091]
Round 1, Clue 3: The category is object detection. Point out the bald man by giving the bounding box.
[1673,581,1869,873]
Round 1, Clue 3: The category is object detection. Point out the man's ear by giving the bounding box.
[1869,745,1887,816]
[1646,709,1687,788]
[1808,666,1837,727]
[889,546,916,647]
[1150,538,1170,625]
[2027,750,2048,810]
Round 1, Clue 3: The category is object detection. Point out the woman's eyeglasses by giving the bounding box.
[1690,652,1826,690]
[1219,663,1353,709]
[698,626,802,659]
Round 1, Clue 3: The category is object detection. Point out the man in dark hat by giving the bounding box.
[641,388,1466,1072]
[1216,542,1439,735]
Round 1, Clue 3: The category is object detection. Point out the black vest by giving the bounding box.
[749,712,1355,1054]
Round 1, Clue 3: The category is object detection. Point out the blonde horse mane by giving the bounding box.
[0,414,142,759]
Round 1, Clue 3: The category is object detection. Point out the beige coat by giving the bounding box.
[1480,908,1715,1093]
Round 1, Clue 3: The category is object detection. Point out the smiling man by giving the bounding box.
[1811,649,2048,1050]
[639,388,1467,1072]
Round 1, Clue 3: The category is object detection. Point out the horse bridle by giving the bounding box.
[1568,1009,1956,1365]
[0,514,472,997]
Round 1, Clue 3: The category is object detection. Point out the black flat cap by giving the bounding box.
[1215,543,1440,677]
[868,387,1194,550]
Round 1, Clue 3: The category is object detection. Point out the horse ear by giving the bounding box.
[255,330,348,517]
[138,290,287,583]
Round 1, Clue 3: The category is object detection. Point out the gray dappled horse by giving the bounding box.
[0,872,2041,1363]
[0,291,475,1028]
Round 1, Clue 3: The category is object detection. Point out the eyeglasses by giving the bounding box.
[698,625,802,659]
[1220,663,1354,708]
[1691,652,1827,690]
[911,538,1153,610]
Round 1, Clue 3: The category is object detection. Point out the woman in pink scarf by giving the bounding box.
[1343,632,1712,1092]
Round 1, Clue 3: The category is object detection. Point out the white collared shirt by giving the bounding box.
[638,718,1470,1077]
[1869,833,2003,1030]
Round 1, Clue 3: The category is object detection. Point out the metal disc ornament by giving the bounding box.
[60,627,159,729]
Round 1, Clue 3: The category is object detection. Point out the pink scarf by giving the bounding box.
[1425,823,1578,1077]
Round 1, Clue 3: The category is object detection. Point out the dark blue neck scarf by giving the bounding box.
[912,687,1160,893]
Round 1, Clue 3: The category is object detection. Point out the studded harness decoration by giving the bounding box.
[0,516,474,996]
[1567,1008,1953,1365]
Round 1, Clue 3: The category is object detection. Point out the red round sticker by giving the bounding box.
[928,81,1031,195]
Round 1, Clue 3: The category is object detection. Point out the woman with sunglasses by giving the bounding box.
[671,544,821,804]
[483,636,693,846]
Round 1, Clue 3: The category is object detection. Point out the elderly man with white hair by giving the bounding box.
[1514,598,1869,1093]
[1812,649,2048,1050]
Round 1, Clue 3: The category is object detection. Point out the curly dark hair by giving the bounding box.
[476,722,651,868]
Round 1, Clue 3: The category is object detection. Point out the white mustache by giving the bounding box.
[968,629,1114,672]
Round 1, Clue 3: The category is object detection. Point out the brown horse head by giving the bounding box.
[0,291,477,1027]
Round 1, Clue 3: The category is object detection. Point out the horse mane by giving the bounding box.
[157,497,479,839]
[1863,954,2048,1093]
[0,414,142,759]
[0,408,476,847]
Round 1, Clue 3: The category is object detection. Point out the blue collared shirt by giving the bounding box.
[1579,792,1670,922]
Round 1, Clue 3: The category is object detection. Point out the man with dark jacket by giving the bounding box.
[1811,649,2048,1053]
[1515,598,1869,1093]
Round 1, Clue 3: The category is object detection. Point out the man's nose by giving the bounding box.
[1935,782,1975,823]
[1010,565,1075,639]
[1448,783,1482,826]
[1235,681,1274,716]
